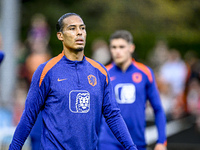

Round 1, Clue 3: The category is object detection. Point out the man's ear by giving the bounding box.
[130,44,135,54]
[57,32,63,41]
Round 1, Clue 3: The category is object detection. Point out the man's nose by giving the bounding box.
[77,28,82,35]
[115,48,121,52]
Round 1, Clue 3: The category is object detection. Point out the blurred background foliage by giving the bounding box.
[21,0,200,62]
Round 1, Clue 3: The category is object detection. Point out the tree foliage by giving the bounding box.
[21,0,200,60]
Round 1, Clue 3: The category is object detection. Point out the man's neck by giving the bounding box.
[64,48,84,61]
[118,58,132,72]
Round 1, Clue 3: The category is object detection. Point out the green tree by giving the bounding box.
[21,0,200,59]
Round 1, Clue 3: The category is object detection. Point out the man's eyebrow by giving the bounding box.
[67,24,86,28]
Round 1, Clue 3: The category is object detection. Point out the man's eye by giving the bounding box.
[81,27,85,30]
[70,28,75,30]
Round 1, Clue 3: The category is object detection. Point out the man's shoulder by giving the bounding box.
[105,63,114,71]
[38,52,64,86]
[133,60,153,72]
[133,60,154,83]
[85,57,107,71]
[85,57,109,84]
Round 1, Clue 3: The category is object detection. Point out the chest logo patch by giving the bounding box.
[87,75,97,86]
[132,72,142,83]
[69,90,90,113]
[115,83,136,104]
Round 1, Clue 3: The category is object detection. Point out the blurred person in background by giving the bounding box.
[9,13,137,150]
[146,42,173,119]
[159,49,188,119]
[91,38,111,66]
[159,49,187,99]
[25,13,52,85]
[98,30,167,150]
[0,34,10,127]
[26,13,51,150]
[13,14,51,150]
[182,51,200,130]
[154,75,174,120]
[148,40,169,73]
[0,35,10,128]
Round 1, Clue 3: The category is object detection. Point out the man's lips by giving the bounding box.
[75,38,84,44]
[115,56,122,59]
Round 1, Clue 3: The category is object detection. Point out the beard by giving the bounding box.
[75,47,84,51]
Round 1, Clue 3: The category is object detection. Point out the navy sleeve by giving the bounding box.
[102,72,138,150]
[147,68,167,144]
[9,64,49,149]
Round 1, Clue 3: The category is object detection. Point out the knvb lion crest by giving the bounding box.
[76,92,90,113]
[87,75,97,86]
[69,90,90,113]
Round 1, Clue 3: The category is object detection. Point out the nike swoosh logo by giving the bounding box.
[57,78,67,82]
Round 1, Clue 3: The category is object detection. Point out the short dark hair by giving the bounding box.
[109,30,133,44]
[56,13,81,32]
